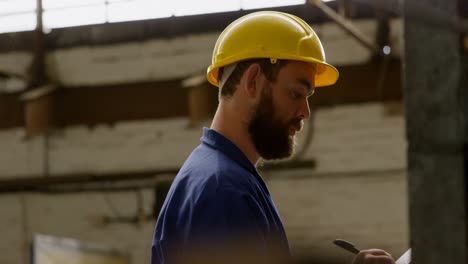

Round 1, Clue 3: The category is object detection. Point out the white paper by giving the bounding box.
[396,249,411,264]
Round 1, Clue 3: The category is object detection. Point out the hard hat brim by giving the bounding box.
[207,57,339,88]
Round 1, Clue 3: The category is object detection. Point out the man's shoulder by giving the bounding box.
[182,143,251,180]
[166,145,256,207]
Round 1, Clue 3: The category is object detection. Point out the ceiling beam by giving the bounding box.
[0,59,403,130]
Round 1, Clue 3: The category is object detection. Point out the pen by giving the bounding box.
[333,239,360,255]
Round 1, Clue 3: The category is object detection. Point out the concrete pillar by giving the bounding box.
[403,0,467,263]
[20,85,56,138]
[182,74,218,127]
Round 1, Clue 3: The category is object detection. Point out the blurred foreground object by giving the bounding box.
[403,0,468,263]
[33,234,129,264]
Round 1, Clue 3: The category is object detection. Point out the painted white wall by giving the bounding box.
[268,170,408,261]
[0,103,405,178]
[0,102,408,263]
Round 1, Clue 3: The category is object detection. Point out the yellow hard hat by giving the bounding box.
[206,11,339,88]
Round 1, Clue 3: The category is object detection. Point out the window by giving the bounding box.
[0,0,308,33]
[0,0,36,33]
[106,0,171,23]
[173,0,240,16]
[43,5,107,29]
[241,0,305,10]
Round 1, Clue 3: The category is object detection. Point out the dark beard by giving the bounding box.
[248,88,301,160]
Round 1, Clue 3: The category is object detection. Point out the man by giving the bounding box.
[151,11,395,264]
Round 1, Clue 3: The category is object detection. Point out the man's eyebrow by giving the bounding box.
[297,78,314,92]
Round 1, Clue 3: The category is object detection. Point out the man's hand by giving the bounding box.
[352,249,395,264]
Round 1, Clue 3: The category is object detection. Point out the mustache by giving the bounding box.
[288,118,303,132]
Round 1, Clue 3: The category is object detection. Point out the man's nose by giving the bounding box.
[298,98,311,120]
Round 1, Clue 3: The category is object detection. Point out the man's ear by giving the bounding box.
[240,64,261,98]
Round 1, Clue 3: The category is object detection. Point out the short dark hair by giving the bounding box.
[218,59,288,99]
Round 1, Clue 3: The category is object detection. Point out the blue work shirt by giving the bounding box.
[151,128,290,264]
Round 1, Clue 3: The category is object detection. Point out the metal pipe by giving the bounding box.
[0,160,317,193]
[311,0,467,57]
[7,167,407,194]
[309,0,382,55]
[0,70,26,80]
[28,0,47,89]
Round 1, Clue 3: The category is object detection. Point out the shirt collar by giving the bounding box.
[201,127,271,196]
[201,127,258,174]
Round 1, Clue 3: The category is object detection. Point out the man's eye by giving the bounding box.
[290,91,303,100]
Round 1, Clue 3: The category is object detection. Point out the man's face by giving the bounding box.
[248,61,316,160]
